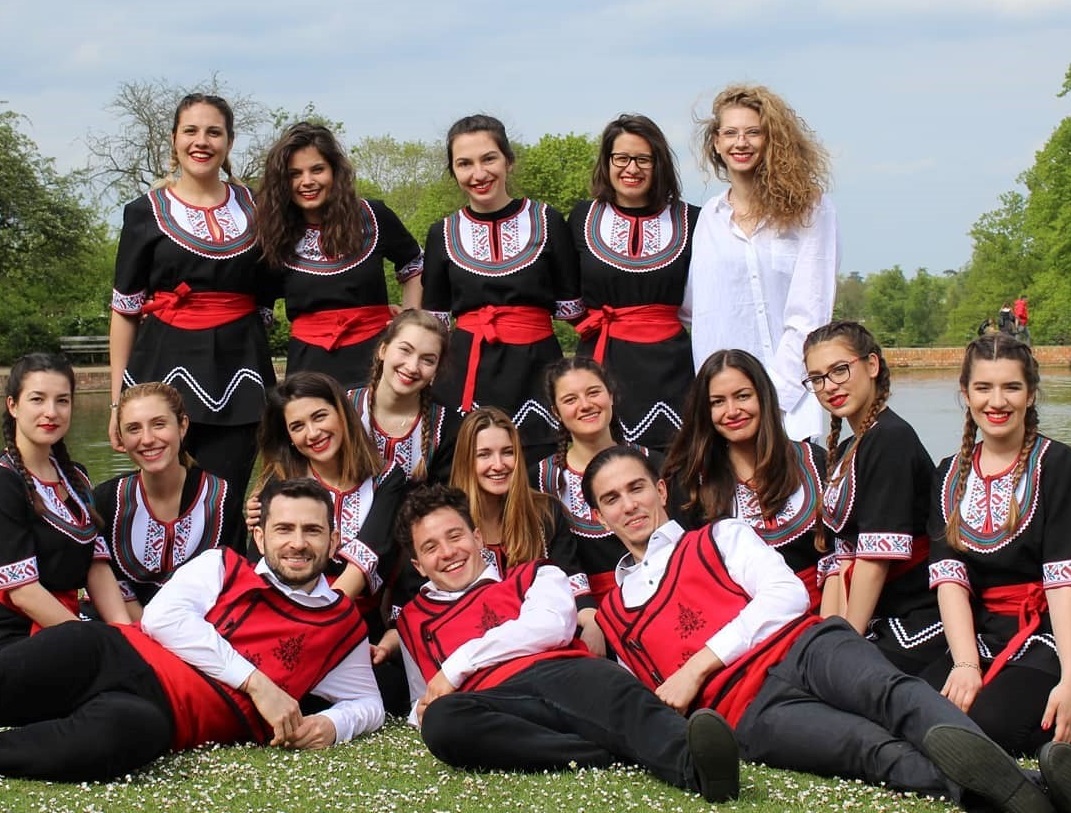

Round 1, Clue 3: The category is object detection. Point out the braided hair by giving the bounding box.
[945,333,1040,551]
[803,321,891,551]
[365,309,449,481]
[3,353,98,522]
[543,356,626,492]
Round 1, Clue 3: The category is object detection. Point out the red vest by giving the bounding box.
[397,560,591,692]
[599,527,819,726]
[119,549,367,750]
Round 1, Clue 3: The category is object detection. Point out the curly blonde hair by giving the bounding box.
[699,84,830,232]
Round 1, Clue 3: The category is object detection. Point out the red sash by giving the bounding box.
[795,564,822,612]
[587,570,617,604]
[980,581,1046,685]
[0,588,80,635]
[291,305,394,351]
[455,305,553,411]
[142,282,256,329]
[574,304,682,364]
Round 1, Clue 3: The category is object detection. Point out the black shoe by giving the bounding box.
[1040,742,1071,813]
[687,709,739,803]
[922,725,1054,813]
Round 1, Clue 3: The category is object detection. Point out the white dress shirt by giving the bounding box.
[614,519,808,668]
[140,549,385,743]
[400,562,578,726]
[681,191,839,441]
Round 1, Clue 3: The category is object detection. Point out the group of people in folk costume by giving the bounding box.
[0,83,1069,813]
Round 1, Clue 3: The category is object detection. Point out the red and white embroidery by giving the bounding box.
[856,532,913,560]
[929,558,970,589]
[1043,559,1071,588]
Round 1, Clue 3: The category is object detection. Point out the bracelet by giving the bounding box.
[951,662,982,672]
[109,402,119,410]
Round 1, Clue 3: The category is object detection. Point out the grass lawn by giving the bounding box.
[1,719,963,813]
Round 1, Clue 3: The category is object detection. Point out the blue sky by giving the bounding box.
[2,0,1069,275]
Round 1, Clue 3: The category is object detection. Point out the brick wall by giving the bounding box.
[884,346,1071,368]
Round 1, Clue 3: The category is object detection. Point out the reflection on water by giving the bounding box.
[65,368,1071,485]
[888,367,1071,463]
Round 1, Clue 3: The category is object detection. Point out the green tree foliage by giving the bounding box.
[512,133,598,215]
[0,110,111,361]
[941,191,1042,344]
[901,269,947,346]
[833,272,866,321]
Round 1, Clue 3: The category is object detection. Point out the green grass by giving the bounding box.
[1,719,962,813]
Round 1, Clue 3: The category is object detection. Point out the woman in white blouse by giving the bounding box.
[682,85,839,441]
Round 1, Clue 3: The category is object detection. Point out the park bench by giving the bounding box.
[59,336,109,364]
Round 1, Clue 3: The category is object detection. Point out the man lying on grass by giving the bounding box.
[583,445,1071,813]
[0,478,384,781]
[394,483,740,803]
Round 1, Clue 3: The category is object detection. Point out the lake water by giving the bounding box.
[62,367,1071,485]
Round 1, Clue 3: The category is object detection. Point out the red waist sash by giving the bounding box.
[455,305,553,411]
[575,304,682,364]
[795,564,822,612]
[291,305,394,351]
[142,283,256,329]
[980,581,1046,685]
[587,570,617,604]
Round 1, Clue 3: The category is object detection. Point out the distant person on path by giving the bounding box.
[999,302,1016,335]
[1014,295,1031,345]
[683,84,838,442]
[0,478,384,782]
[394,483,741,804]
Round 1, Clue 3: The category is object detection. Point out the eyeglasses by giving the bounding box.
[802,358,860,393]
[717,128,763,142]
[609,152,654,169]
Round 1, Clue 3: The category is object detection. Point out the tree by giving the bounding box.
[0,110,111,360]
[86,74,275,203]
[512,133,598,215]
[901,269,947,346]
[833,272,866,321]
[864,266,909,346]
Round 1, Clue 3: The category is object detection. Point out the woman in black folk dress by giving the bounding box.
[422,114,583,463]
[662,349,829,611]
[926,333,1071,755]
[570,114,697,453]
[94,382,244,618]
[347,309,458,484]
[257,123,423,388]
[0,354,130,649]
[803,320,945,675]
[109,93,274,498]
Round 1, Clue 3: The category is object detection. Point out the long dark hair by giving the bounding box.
[3,353,97,520]
[945,333,1039,551]
[591,114,681,206]
[663,349,799,523]
[256,122,364,268]
[255,372,381,492]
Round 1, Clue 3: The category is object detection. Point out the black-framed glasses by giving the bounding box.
[609,152,654,169]
[802,357,860,393]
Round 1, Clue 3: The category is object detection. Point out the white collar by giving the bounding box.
[613,519,685,584]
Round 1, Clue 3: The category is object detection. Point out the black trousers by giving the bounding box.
[920,652,1056,756]
[420,656,699,793]
[0,622,173,782]
[185,421,259,503]
[737,617,990,803]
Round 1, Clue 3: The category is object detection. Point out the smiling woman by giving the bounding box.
[256,123,424,389]
[93,382,245,620]
[422,114,584,464]
[109,94,275,500]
